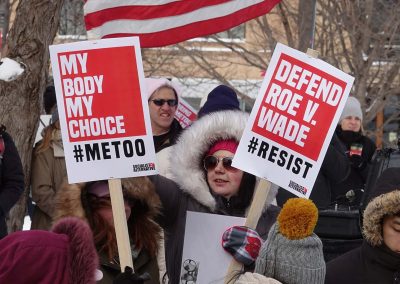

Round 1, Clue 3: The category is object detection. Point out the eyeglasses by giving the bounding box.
[203,156,238,172]
[150,99,178,107]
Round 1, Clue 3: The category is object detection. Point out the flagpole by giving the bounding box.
[310,0,317,49]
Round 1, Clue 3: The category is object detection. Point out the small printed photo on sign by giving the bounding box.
[180,259,200,284]
[49,37,157,183]
[233,43,354,198]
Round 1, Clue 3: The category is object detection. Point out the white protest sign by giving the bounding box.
[181,211,245,284]
[233,43,354,198]
[175,97,197,128]
[49,37,157,183]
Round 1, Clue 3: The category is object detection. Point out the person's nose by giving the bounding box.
[214,159,225,173]
[160,102,171,111]
[350,117,358,124]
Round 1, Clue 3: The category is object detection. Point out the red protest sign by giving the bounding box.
[233,43,354,198]
[50,37,157,183]
[252,53,348,161]
[58,46,146,142]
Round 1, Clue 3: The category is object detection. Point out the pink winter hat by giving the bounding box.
[207,139,239,156]
[144,77,180,100]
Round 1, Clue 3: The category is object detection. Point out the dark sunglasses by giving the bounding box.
[203,156,238,171]
[150,99,178,107]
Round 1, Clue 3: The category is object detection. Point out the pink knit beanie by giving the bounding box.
[206,139,238,156]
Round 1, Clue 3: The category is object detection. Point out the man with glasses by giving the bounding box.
[144,77,183,283]
[145,78,183,154]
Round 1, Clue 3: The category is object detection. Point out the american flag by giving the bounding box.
[84,0,281,48]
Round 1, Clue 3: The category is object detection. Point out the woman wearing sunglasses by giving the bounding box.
[149,109,280,284]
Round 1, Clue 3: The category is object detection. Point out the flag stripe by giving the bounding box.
[85,0,182,14]
[84,0,281,47]
[86,0,264,35]
[85,0,231,30]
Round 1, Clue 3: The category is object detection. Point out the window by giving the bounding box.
[215,25,246,40]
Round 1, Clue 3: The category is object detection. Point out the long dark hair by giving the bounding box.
[85,194,118,260]
[82,182,160,260]
[228,172,257,214]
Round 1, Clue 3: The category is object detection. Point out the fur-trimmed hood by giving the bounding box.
[363,167,400,246]
[170,110,277,211]
[53,177,161,246]
[54,177,159,219]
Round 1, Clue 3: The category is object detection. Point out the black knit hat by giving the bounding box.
[44,86,57,115]
[197,85,240,118]
[369,167,400,200]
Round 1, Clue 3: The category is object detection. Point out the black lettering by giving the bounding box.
[292,157,302,174]
[85,143,100,161]
[111,141,121,158]
[135,139,145,156]
[286,154,294,170]
[302,161,313,178]
[257,141,269,158]
[101,142,111,159]
[277,150,288,167]
[268,146,279,163]
[123,140,134,157]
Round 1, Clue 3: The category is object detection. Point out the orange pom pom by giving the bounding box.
[277,198,318,240]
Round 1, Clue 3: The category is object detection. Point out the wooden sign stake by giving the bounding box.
[224,179,271,283]
[109,178,134,271]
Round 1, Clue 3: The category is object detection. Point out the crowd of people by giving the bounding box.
[0,79,399,284]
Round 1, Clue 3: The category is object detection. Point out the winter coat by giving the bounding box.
[150,110,280,284]
[0,129,24,239]
[153,118,182,153]
[153,118,183,282]
[277,133,351,209]
[331,126,376,205]
[325,168,400,284]
[31,131,67,230]
[54,177,162,284]
[97,250,159,284]
[325,242,400,284]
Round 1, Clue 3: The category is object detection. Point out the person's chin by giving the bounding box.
[159,117,173,124]
[212,187,230,197]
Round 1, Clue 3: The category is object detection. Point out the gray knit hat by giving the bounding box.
[339,96,363,122]
[254,198,326,284]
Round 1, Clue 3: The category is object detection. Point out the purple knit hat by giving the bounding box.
[0,217,99,284]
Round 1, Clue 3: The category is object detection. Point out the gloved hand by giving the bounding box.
[349,154,365,169]
[113,267,151,284]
